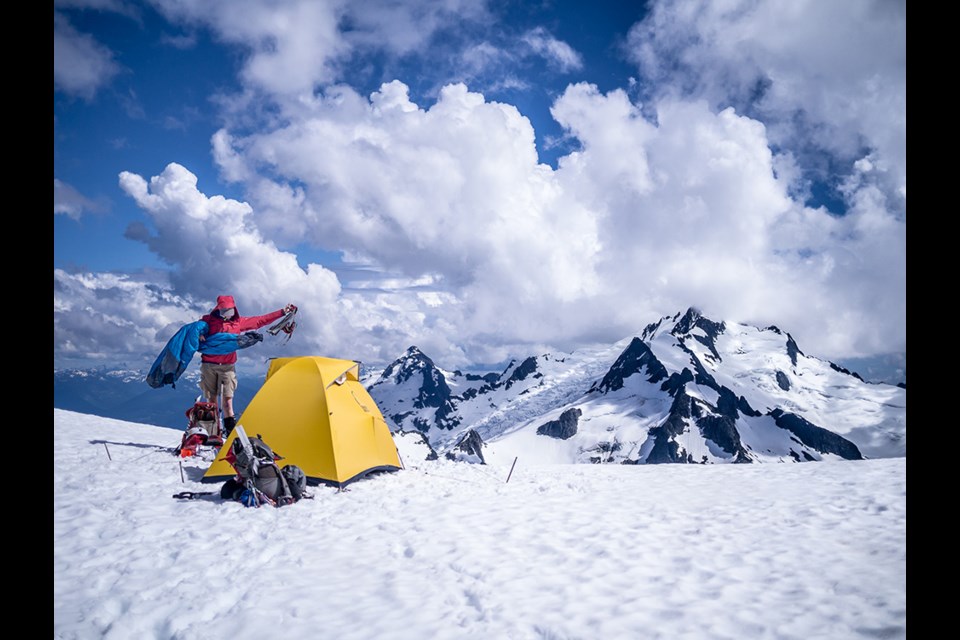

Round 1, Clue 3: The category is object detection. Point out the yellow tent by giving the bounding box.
[202,356,401,487]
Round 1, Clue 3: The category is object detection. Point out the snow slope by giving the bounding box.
[54,409,906,640]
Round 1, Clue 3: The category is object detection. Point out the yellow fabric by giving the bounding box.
[203,356,401,486]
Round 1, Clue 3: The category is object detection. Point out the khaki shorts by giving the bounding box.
[200,363,238,400]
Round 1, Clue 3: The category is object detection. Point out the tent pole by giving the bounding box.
[505,457,518,483]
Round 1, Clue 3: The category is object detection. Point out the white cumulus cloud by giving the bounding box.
[118,163,344,358]
[625,0,906,215]
[206,79,903,363]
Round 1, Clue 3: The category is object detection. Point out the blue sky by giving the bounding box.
[54,0,906,378]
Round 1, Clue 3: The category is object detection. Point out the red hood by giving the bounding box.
[216,295,236,311]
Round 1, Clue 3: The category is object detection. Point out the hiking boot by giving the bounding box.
[223,416,237,438]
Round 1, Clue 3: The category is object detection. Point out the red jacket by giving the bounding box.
[199,305,284,365]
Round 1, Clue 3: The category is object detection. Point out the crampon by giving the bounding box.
[267,307,298,344]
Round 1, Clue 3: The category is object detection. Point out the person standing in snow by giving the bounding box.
[199,295,297,437]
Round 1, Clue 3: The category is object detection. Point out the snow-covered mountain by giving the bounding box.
[367,308,906,464]
[366,342,624,446]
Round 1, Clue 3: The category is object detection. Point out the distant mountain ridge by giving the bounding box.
[366,308,906,464]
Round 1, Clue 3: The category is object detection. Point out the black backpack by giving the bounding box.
[221,427,307,507]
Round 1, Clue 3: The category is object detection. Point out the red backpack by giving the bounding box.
[174,401,224,457]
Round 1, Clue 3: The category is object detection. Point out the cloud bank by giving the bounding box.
[53,0,905,373]
[216,79,903,362]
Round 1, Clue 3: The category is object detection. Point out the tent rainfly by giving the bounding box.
[202,356,402,488]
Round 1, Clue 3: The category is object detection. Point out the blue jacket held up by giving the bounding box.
[145,321,263,389]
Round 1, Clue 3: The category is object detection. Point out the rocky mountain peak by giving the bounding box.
[591,337,668,393]
[380,345,440,383]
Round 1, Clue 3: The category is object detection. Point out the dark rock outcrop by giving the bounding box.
[697,387,751,462]
[646,389,694,464]
[592,337,669,393]
[698,415,751,463]
[434,401,462,431]
[737,395,762,417]
[445,429,485,464]
[775,370,791,391]
[829,362,865,382]
[660,368,694,397]
[466,372,500,384]
[640,318,664,341]
[414,366,452,410]
[648,383,755,463]
[671,307,702,336]
[691,354,719,389]
[536,408,582,440]
[769,409,862,460]
[504,356,540,390]
[785,334,803,366]
[714,387,739,418]
[588,440,623,463]
[671,307,725,362]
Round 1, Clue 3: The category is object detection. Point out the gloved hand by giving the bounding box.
[284,303,298,314]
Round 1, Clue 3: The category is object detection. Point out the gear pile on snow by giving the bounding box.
[219,426,308,507]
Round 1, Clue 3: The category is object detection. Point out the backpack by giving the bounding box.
[221,426,307,507]
[186,401,222,440]
[174,401,224,457]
